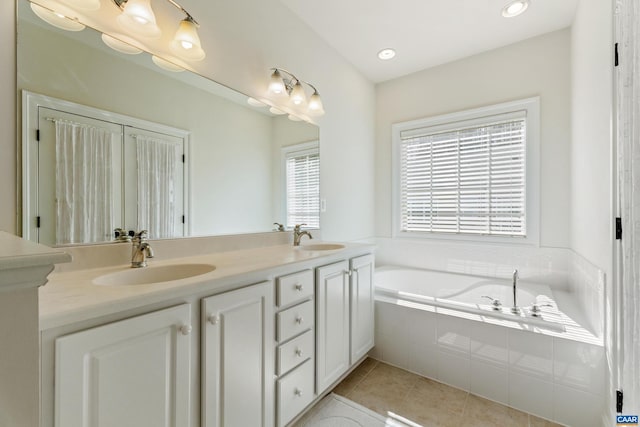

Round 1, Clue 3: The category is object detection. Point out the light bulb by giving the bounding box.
[30,3,85,31]
[307,91,325,116]
[268,70,286,96]
[290,81,307,106]
[170,19,205,61]
[117,0,161,38]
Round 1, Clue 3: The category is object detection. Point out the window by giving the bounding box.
[392,98,539,244]
[283,141,320,229]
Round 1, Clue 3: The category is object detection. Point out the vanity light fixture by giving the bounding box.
[502,0,529,17]
[267,68,325,117]
[30,3,85,32]
[247,97,267,107]
[111,0,205,60]
[65,0,100,10]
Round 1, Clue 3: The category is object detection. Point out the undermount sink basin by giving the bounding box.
[299,243,345,251]
[93,263,216,286]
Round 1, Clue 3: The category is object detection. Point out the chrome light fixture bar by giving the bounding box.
[267,68,325,117]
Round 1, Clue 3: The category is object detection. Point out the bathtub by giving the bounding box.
[371,265,605,427]
[375,265,564,331]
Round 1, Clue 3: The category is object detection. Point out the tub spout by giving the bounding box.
[511,269,520,314]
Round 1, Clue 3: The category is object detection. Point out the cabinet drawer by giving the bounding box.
[277,358,314,427]
[277,330,313,376]
[277,300,314,342]
[277,269,313,307]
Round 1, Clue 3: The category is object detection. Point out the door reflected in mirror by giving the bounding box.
[18,0,320,246]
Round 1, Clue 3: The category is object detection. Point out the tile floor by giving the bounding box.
[331,358,563,427]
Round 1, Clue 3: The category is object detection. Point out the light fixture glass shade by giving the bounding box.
[65,0,100,10]
[288,114,302,122]
[117,0,161,38]
[247,97,266,107]
[30,3,85,32]
[290,81,307,106]
[170,19,205,61]
[268,70,287,96]
[152,55,185,72]
[101,33,143,54]
[269,107,286,115]
[307,91,325,116]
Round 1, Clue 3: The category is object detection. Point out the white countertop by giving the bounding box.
[39,242,374,330]
[0,231,71,272]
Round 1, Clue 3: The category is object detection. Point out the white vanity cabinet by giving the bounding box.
[315,260,351,394]
[315,255,375,395]
[54,304,193,427]
[349,254,375,363]
[274,269,315,427]
[201,281,274,427]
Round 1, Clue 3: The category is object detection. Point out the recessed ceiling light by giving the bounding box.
[377,48,396,60]
[502,0,529,17]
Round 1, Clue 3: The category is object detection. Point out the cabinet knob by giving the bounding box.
[294,388,303,397]
[295,316,304,324]
[295,348,303,357]
[208,315,219,325]
[294,283,304,291]
[179,324,192,336]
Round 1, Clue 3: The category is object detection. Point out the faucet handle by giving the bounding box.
[134,230,148,239]
[481,295,502,309]
[294,224,307,231]
[273,222,285,232]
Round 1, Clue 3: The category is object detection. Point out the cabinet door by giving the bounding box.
[350,254,375,363]
[315,260,350,394]
[55,304,192,427]
[202,281,274,427]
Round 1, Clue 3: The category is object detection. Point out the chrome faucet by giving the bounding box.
[131,230,154,268]
[511,269,519,314]
[293,224,313,246]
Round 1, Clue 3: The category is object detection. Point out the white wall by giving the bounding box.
[570,1,614,424]
[570,1,613,274]
[2,0,377,241]
[375,29,571,248]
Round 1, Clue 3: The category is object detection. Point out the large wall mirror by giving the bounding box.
[18,0,320,246]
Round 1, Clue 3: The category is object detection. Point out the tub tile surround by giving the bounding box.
[372,300,605,426]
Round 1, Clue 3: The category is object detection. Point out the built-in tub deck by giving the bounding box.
[375,265,601,345]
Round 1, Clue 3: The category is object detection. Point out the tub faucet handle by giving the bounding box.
[481,296,502,310]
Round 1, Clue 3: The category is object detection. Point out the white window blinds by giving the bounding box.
[399,112,526,237]
[285,145,320,228]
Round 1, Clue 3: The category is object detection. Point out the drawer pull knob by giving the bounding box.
[295,348,303,357]
[295,316,304,324]
[179,324,192,336]
[295,283,304,291]
[294,388,303,397]
[208,315,219,325]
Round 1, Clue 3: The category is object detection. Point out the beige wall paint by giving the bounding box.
[0,1,16,233]
[375,29,572,249]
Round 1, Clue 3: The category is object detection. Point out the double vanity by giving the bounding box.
[38,238,375,427]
